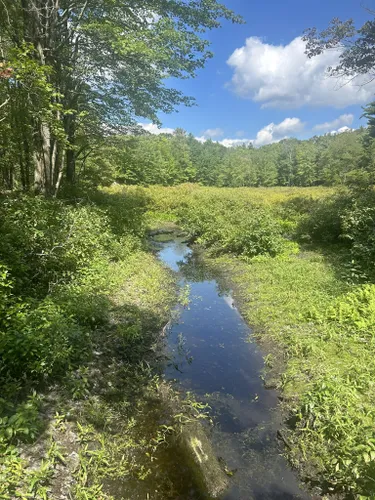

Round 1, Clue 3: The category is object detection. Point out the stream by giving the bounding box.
[155,236,310,500]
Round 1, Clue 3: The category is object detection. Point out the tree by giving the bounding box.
[303,14,375,81]
[295,142,317,186]
[171,129,196,183]
[303,12,375,185]
[318,131,362,185]
[0,0,241,194]
[218,149,257,187]
[362,102,375,138]
[254,148,278,187]
[278,139,298,186]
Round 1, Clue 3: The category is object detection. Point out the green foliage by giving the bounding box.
[181,200,293,258]
[0,186,178,498]
[0,295,85,381]
[0,196,112,297]
[137,184,300,258]
[325,284,375,334]
[0,0,241,194]
[296,191,352,244]
[0,394,41,445]
[0,188,154,389]
[342,194,375,276]
[85,128,373,189]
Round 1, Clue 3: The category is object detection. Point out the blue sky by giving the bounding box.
[143,0,374,146]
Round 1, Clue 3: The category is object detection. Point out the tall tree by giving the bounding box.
[0,0,241,194]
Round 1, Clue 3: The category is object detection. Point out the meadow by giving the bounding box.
[2,183,375,498]
[118,183,375,498]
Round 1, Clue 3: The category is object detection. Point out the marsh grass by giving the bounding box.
[4,183,375,498]
[114,183,375,497]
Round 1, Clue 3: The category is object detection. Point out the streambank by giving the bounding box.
[1,249,185,500]
[155,236,310,500]
[199,249,365,498]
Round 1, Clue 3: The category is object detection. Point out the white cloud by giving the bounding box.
[139,122,175,135]
[219,138,254,148]
[215,118,304,148]
[202,128,224,138]
[195,136,207,143]
[313,114,354,131]
[139,117,304,149]
[227,36,375,109]
[253,117,304,146]
[330,126,355,135]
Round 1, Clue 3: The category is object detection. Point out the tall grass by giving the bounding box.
[104,183,375,497]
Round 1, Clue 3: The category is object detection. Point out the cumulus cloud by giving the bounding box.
[313,114,354,132]
[215,118,304,148]
[227,37,375,109]
[139,122,175,135]
[253,117,304,146]
[139,118,305,149]
[202,128,224,139]
[219,138,254,148]
[330,126,355,135]
[195,136,207,143]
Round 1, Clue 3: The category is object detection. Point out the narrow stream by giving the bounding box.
[156,236,310,500]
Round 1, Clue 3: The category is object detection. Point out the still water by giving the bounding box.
[157,237,310,500]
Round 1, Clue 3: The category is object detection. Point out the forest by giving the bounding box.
[86,127,373,188]
[2,0,375,499]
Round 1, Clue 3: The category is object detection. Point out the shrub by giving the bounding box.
[0,191,149,386]
[296,192,352,244]
[0,196,115,298]
[151,189,299,258]
[0,274,86,381]
[342,201,375,276]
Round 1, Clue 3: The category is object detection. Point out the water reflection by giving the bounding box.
[157,238,310,500]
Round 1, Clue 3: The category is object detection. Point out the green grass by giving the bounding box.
[3,184,375,498]
[112,183,375,498]
[208,251,375,497]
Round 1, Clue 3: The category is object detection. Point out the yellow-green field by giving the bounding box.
[105,184,375,497]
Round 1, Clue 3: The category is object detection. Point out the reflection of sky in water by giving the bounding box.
[157,239,310,500]
[158,239,192,271]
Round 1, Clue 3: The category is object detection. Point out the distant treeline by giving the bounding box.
[86,127,374,188]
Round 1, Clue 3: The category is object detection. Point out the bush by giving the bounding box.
[0,191,149,387]
[145,187,298,258]
[342,200,375,276]
[0,266,86,381]
[0,196,115,298]
[296,192,352,244]
[182,203,293,258]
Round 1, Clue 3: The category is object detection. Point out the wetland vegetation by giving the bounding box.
[2,1,375,499]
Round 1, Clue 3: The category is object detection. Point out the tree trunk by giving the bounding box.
[35,121,53,195]
[65,115,76,185]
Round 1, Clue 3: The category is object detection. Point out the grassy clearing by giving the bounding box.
[108,183,375,498]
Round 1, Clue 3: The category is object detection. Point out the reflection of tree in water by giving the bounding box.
[176,251,231,297]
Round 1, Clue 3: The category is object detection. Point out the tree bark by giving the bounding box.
[65,114,76,185]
